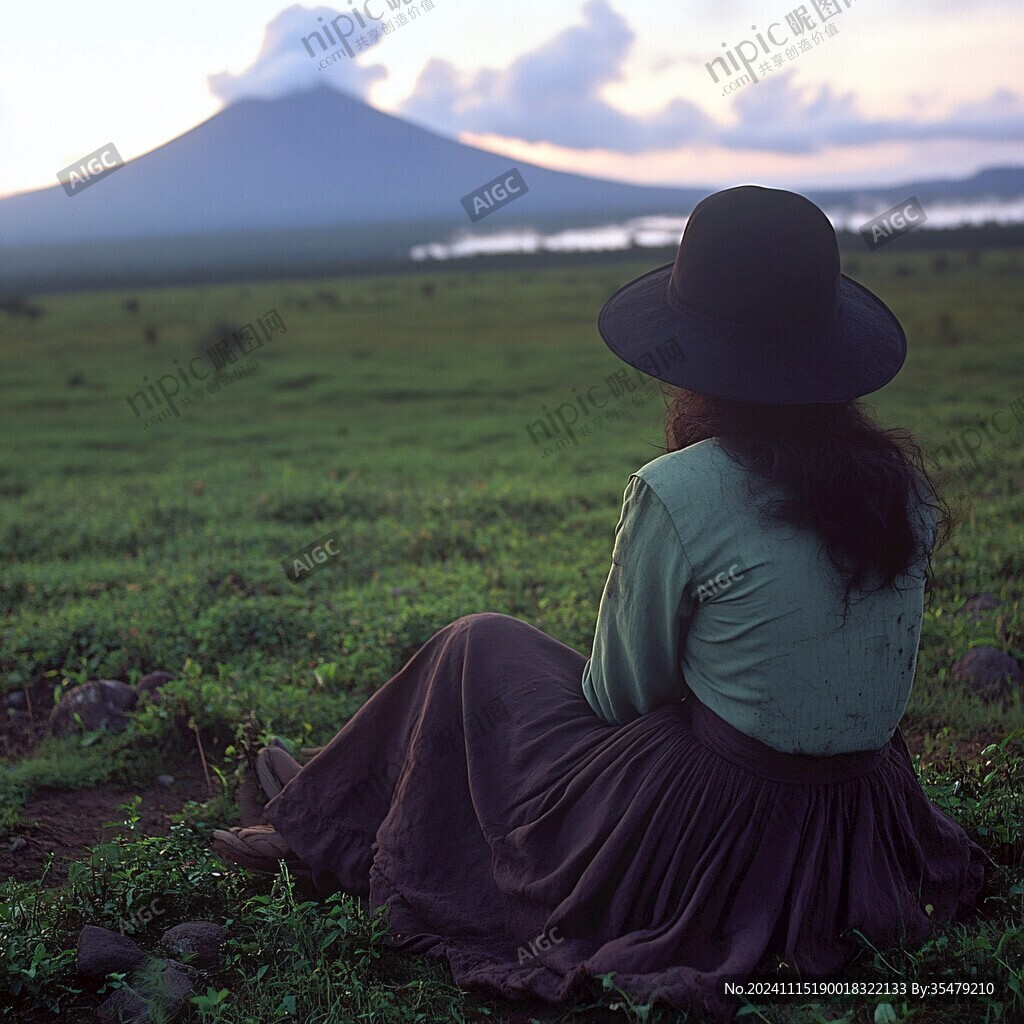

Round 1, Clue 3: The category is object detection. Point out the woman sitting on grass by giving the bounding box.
[214,186,986,1020]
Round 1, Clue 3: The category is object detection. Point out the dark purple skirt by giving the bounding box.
[264,613,986,1019]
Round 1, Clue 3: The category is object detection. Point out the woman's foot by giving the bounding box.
[255,743,302,799]
[238,741,313,828]
[211,825,311,877]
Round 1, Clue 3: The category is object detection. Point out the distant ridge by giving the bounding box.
[0,86,1021,292]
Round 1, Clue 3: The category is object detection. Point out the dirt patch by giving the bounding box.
[0,755,211,885]
[2,675,215,885]
[902,729,992,767]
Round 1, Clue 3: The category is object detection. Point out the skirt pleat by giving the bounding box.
[264,613,987,1020]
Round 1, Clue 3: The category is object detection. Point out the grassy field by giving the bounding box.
[0,247,1022,1022]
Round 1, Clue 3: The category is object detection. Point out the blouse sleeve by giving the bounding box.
[581,474,696,725]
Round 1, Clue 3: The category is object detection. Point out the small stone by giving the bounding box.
[951,646,1023,701]
[152,963,193,1014]
[157,774,175,788]
[137,671,175,695]
[960,593,1001,620]
[76,925,147,978]
[9,837,27,851]
[95,987,149,1024]
[95,962,193,1023]
[161,957,195,977]
[159,921,227,970]
[50,680,138,737]
[5,690,26,708]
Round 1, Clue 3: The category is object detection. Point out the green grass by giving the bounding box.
[1,248,1022,1022]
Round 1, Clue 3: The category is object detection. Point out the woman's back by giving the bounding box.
[638,438,937,755]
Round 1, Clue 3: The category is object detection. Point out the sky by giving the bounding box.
[1,0,1022,199]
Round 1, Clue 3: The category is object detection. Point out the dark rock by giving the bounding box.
[9,837,27,852]
[151,963,193,1015]
[50,680,138,737]
[95,986,149,1024]
[95,963,193,1023]
[952,646,1023,700]
[76,925,146,978]
[159,921,226,969]
[137,671,175,695]
[5,690,26,708]
[960,593,1001,620]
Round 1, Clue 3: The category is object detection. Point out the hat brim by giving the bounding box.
[597,263,907,405]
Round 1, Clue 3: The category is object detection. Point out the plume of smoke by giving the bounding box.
[208,3,388,106]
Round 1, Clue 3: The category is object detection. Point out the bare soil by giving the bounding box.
[1,680,213,883]
[0,756,211,884]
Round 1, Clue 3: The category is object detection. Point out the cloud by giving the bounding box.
[942,89,1024,142]
[719,76,1024,153]
[207,4,387,105]
[399,0,713,152]
[717,77,869,154]
[210,2,1024,161]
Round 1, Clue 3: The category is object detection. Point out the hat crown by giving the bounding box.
[596,184,907,405]
[670,186,840,327]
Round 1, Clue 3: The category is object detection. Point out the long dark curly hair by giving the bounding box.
[664,389,950,598]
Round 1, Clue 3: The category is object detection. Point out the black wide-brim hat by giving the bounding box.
[598,185,907,404]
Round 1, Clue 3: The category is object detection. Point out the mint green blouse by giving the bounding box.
[581,439,936,755]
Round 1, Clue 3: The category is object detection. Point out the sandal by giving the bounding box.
[238,741,308,828]
[211,824,311,878]
[255,743,302,799]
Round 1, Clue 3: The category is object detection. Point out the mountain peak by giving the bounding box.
[0,87,1020,292]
